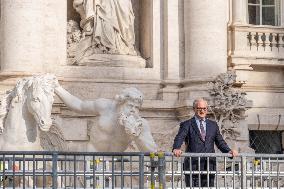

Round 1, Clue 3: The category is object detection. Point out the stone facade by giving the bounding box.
[0,0,284,152]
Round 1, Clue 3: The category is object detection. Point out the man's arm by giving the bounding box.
[172,121,189,157]
[214,122,238,157]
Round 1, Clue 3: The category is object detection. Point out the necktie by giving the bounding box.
[200,119,206,141]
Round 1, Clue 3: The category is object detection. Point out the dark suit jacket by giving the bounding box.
[173,117,231,171]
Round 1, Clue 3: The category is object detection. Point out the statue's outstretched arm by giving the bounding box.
[55,86,106,115]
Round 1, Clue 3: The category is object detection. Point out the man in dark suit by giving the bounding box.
[173,98,238,187]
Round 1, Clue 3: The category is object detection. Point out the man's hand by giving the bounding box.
[173,149,182,157]
[229,149,238,157]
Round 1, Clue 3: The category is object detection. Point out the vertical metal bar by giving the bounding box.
[52,153,58,189]
[224,157,227,188]
[130,156,133,189]
[103,157,105,189]
[198,157,201,188]
[121,156,124,189]
[12,155,15,189]
[138,154,144,189]
[207,157,209,188]
[268,157,271,189]
[64,155,67,189]
[112,156,114,189]
[277,157,279,189]
[23,155,26,189]
[260,157,263,188]
[83,155,86,189]
[158,152,165,189]
[171,155,174,189]
[241,155,247,189]
[3,155,5,189]
[252,159,255,189]
[232,158,235,189]
[150,152,155,189]
[33,155,35,189]
[43,155,46,189]
[92,155,95,189]
[215,156,218,189]
[181,157,184,189]
[74,155,77,189]
[188,156,191,189]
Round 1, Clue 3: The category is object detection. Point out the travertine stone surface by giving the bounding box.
[0,0,283,153]
[0,0,66,73]
[184,0,228,79]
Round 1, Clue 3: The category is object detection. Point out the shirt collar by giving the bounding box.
[194,115,206,122]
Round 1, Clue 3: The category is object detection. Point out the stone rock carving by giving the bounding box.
[208,71,250,141]
[72,0,137,64]
[55,86,158,152]
[67,20,82,64]
[0,74,66,151]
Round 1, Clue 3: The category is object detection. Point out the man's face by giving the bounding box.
[118,100,143,137]
[121,100,140,116]
[194,100,208,119]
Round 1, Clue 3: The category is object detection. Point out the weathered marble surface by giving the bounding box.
[0,74,65,151]
[55,86,158,152]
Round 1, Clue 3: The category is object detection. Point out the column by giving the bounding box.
[159,0,183,100]
[0,0,44,72]
[0,0,66,73]
[232,0,247,25]
[184,0,228,80]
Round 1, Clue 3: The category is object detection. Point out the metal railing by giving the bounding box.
[0,151,284,188]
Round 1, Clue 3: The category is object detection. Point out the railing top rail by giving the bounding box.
[0,151,284,158]
[0,151,146,156]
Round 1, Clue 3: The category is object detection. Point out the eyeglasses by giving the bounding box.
[196,107,207,111]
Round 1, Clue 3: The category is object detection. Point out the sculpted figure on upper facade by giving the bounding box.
[72,0,137,64]
[55,84,157,152]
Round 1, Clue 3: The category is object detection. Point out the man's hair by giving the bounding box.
[115,87,143,106]
[193,98,208,108]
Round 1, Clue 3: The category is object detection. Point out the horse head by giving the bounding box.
[26,75,56,132]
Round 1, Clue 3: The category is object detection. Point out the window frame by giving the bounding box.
[247,0,281,26]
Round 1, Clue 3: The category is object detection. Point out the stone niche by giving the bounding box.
[67,0,152,68]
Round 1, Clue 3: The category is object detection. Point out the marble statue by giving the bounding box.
[55,85,158,152]
[208,71,253,152]
[0,74,66,151]
[72,0,137,64]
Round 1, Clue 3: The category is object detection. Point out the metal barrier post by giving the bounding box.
[158,152,166,189]
[150,152,156,189]
[139,154,144,189]
[52,152,58,189]
[241,155,247,189]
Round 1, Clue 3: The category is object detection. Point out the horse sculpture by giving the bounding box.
[0,74,65,151]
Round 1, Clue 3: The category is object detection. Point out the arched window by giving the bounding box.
[248,0,281,26]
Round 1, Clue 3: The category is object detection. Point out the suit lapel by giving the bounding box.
[191,118,204,142]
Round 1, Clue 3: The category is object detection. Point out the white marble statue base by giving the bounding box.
[74,54,146,68]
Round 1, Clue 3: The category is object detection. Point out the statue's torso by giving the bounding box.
[87,114,131,152]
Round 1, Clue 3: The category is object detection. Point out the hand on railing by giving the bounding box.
[172,149,182,157]
[229,149,238,158]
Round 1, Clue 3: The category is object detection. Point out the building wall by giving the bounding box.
[0,0,283,152]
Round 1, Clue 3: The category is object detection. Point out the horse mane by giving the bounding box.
[0,74,57,134]
[0,78,28,134]
[0,91,13,134]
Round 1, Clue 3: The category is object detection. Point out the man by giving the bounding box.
[55,85,157,152]
[172,98,238,187]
